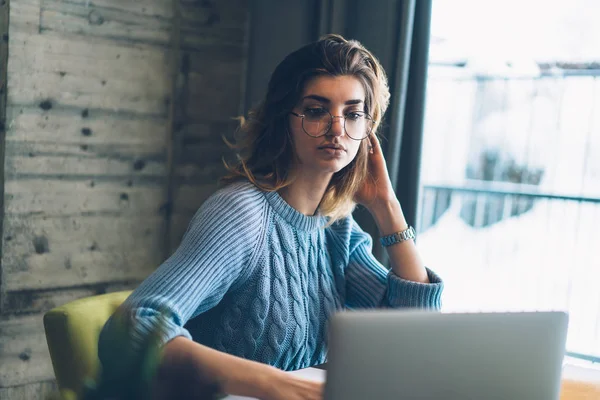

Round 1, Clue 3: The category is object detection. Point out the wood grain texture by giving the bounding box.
[167,182,220,252]
[560,364,600,399]
[3,0,173,314]
[5,179,166,216]
[0,283,136,387]
[3,214,164,271]
[6,0,41,35]
[40,0,173,46]
[37,0,247,50]
[7,32,171,115]
[4,140,167,178]
[9,31,171,84]
[0,0,8,133]
[2,281,136,316]
[172,183,219,215]
[5,249,160,291]
[0,315,54,387]
[6,106,168,145]
[178,0,248,51]
[164,0,248,253]
[185,69,244,122]
[0,380,57,399]
[168,213,196,256]
[0,0,249,395]
[561,379,600,399]
[0,0,9,335]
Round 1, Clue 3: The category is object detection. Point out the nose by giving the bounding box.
[328,115,345,137]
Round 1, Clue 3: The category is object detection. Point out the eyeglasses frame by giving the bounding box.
[289,110,375,141]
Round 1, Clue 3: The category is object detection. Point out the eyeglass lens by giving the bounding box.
[302,110,373,140]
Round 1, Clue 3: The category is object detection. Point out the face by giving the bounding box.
[288,75,367,178]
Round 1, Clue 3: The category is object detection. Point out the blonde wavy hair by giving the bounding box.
[222,34,390,223]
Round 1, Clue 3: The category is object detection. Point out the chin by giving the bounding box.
[317,159,351,174]
[297,152,354,175]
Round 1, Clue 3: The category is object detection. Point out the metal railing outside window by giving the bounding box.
[417,67,600,363]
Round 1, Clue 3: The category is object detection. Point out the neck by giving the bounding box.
[278,171,332,216]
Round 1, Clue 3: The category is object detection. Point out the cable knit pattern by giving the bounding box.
[98,181,444,378]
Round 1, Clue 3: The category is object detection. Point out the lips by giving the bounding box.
[318,144,346,151]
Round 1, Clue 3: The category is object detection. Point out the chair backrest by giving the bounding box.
[43,290,132,396]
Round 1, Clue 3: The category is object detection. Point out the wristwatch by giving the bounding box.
[379,226,416,247]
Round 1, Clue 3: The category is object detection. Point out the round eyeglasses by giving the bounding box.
[289,109,374,140]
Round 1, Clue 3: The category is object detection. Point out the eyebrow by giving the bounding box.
[302,94,364,105]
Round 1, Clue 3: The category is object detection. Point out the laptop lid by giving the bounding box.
[324,310,568,400]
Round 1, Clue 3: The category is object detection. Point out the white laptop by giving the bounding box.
[226,310,568,399]
[324,310,568,400]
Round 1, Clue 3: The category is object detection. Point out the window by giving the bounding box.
[418,0,600,362]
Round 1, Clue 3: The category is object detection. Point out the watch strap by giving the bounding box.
[379,226,416,247]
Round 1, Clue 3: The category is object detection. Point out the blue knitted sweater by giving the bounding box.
[98,181,443,373]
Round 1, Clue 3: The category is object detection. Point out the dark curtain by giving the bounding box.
[245,0,433,265]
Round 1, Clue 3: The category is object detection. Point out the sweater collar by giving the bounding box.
[263,190,326,232]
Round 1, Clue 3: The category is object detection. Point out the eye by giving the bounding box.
[304,107,329,118]
[345,111,364,121]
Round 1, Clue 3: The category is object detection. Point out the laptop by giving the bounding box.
[324,310,569,400]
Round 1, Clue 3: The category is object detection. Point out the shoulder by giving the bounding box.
[198,181,268,218]
[186,181,269,237]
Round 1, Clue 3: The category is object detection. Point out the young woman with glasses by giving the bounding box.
[98,34,443,400]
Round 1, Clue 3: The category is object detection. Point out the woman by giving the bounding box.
[98,34,443,400]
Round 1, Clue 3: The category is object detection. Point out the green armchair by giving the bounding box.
[43,291,132,399]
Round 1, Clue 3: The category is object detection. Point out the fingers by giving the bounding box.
[367,136,374,154]
[367,133,381,155]
[370,133,381,149]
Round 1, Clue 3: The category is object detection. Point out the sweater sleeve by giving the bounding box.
[344,217,443,310]
[97,185,266,387]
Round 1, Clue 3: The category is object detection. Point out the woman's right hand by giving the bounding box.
[257,368,324,400]
[159,337,323,400]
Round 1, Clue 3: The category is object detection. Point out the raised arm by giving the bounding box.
[347,134,443,309]
[338,217,442,310]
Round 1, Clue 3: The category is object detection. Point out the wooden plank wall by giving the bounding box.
[167,0,248,252]
[1,0,8,311]
[0,0,248,397]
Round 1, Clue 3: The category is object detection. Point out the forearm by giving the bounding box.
[158,336,276,398]
[368,199,429,284]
